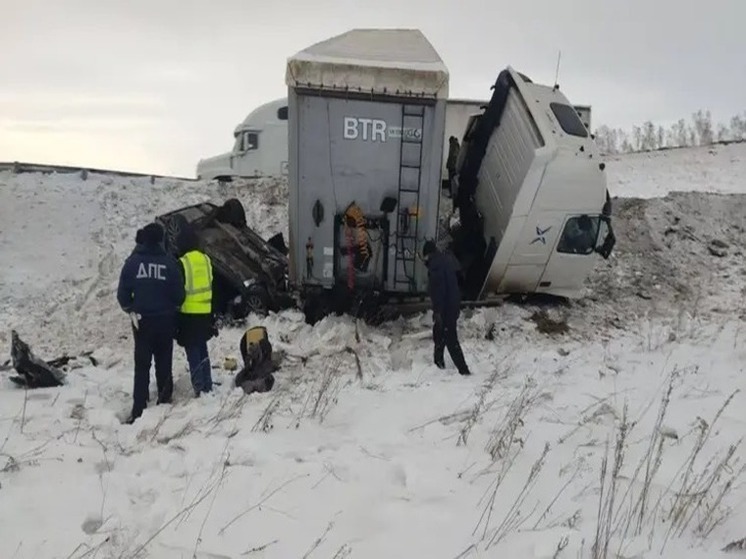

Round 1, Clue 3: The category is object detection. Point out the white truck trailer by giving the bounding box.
[285,29,449,317]
[450,67,614,301]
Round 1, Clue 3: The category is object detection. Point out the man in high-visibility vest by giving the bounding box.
[175,225,217,397]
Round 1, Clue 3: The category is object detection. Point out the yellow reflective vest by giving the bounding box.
[180,250,213,314]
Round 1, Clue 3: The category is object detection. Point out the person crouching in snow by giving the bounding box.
[234,326,278,394]
[174,224,217,397]
[117,223,185,423]
[422,240,471,376]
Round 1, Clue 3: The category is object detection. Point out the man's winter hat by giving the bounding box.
[135,228,145,244]
[422,240,437,257]
[141,222,164,245]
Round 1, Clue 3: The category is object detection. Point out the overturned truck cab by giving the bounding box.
[451,67,616,301]
[285,29,450,323]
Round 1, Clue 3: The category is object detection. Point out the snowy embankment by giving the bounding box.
[0,144,744,558]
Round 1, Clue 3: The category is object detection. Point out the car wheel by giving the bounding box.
[163,214,188,255]
[245,285,269,317]
[218,198,247,228]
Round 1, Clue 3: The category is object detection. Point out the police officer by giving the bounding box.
[422,240,471,376]
[175,224,217,397]
[117,223,185,423]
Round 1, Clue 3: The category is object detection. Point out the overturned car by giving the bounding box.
[155,198,294,319]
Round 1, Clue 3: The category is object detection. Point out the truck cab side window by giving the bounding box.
[277,106,288,120]
[557,215,599,255]
[242,132,259,151]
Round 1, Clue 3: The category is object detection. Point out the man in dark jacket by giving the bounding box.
[422,240,471,376]
[174,224,217,397]
[117,223,185,423]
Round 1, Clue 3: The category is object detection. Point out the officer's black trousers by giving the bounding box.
[132,316,174,418]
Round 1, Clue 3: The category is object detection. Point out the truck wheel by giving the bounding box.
[218,198,247,228]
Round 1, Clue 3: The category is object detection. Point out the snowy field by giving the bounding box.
[0,143,744,558]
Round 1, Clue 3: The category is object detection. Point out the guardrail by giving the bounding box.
[0,161,197,182]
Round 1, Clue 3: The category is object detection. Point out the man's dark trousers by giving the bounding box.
[433,313,469,375]
[132,316,174,419]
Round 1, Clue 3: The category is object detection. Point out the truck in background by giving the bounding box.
[196,98,289,181]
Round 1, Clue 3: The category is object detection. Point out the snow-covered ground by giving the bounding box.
[0,144,744,558]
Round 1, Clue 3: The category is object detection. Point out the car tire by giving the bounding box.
[245,284,269,317]
[218,198,247,228]
[163,214,188,255]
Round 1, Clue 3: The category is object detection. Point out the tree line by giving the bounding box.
[593,110,746,155]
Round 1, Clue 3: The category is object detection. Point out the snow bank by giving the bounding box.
[0,144,745,558]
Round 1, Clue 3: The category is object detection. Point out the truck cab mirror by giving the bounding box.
[595,215,616,260]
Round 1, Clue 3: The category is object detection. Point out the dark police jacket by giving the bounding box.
[117,243,185,319]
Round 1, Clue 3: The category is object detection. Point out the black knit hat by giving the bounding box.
[135,228,145,244]
[141,222,164,245]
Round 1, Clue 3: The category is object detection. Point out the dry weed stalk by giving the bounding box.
[330,543,352,558]
[592,404,629,559]
[219,474,309,535]
[458,360,507,446]
[473,378,540,541]
[252,391,284,433]
[485,378,538,461]
[302,520,335,558]
[241,539,279,555]
[192,456,231,558]
[125,459,229,559]
[308,357,346,423]
[588,383,742,559]
[532,464,582,530]
[485,443,551,548]
[610,371,677,544]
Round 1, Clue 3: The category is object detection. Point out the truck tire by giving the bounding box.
[218,198,247,228]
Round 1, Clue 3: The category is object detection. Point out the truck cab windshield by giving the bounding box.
[557,214,600,255]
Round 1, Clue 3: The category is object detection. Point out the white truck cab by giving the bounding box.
[196,98,289,180]
[451,67,614,300]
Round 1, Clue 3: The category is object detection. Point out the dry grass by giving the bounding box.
[473,378,544,543]
[588,379,743,559]
[457,359,509,446]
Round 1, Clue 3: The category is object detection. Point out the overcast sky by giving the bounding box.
[1,0,743,176]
